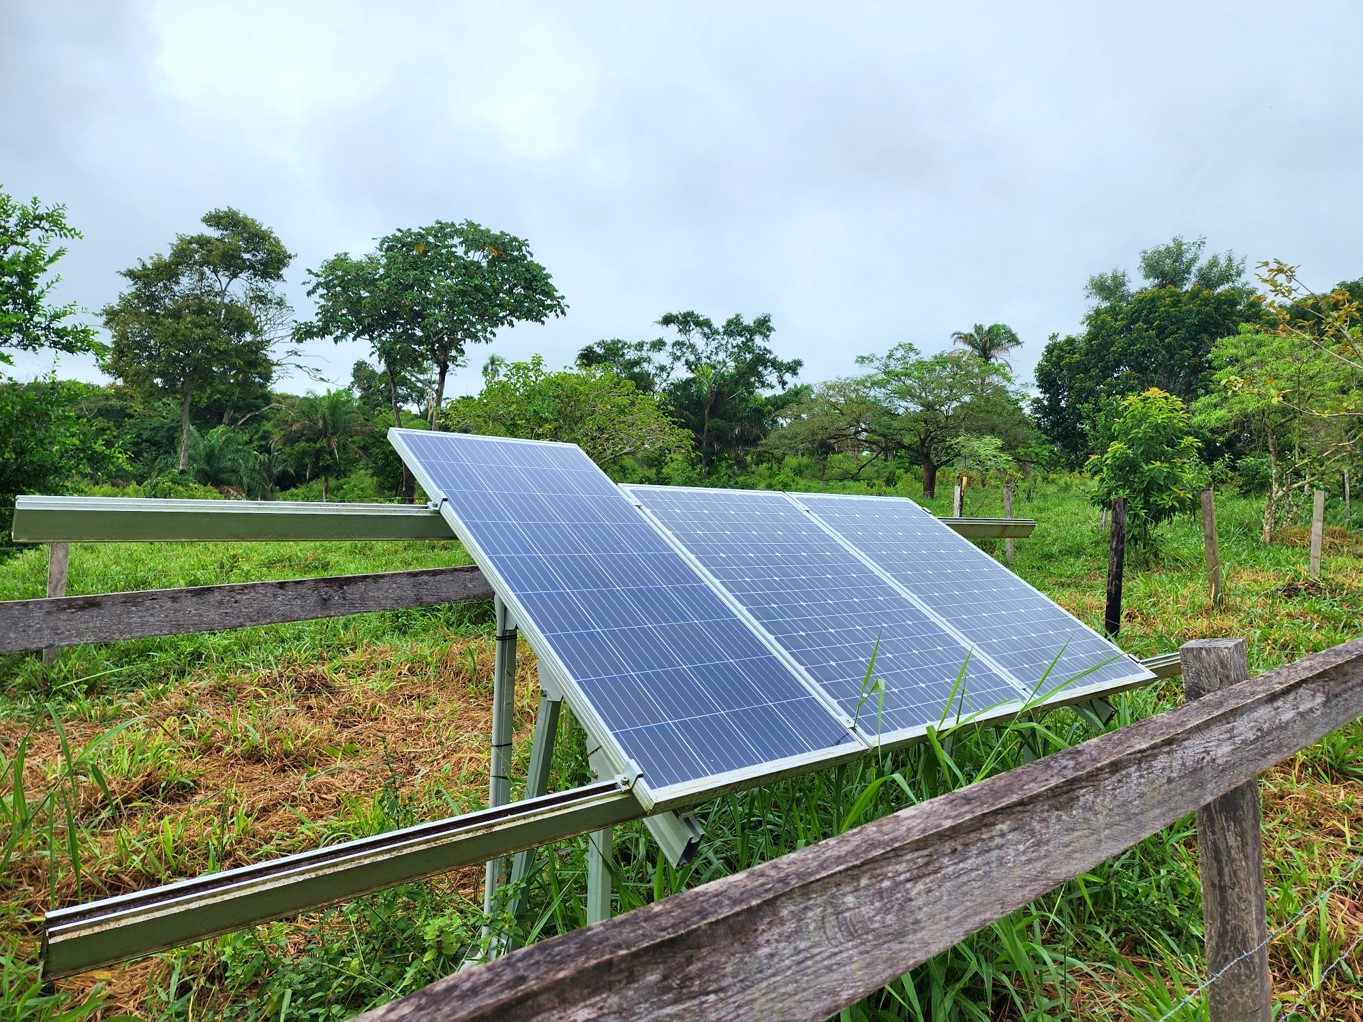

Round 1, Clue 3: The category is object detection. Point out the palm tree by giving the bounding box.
[281,389,364,501]
[950,323,1022,364]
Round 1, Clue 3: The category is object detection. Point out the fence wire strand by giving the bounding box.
[1151,851,1363,1021]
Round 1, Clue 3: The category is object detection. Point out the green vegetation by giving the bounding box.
[1,478,1360,1020]
[2,185,1362,1018]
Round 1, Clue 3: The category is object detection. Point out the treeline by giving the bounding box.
[2,185,1361,553]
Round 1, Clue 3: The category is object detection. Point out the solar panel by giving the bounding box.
[796,493,1154,696]
[388,430,859,809]
[628,485,1026,737]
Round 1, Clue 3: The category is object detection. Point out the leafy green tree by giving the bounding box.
[102,209,293,472]
[178,425,271,498]
[0,378,126,551]
[1194,264,1362,540]
[444,355,692,475]
[0,187,101,364]
[276,390,365,502]
[949,323,1021,364]
[949,433,1018,512]
[579,312,801,469]
[1034,236,1254,464]
[300,220,565,428]
[1088,388,1206,548]
[860,344,1026,498]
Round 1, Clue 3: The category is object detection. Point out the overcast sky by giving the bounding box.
[4,2,1361,399]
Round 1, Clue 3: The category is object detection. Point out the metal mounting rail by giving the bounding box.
[12,495,1036,544]
[42,779,639,981]
[1140,651,1183,679]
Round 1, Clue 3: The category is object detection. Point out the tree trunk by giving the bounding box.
[178,388,193,474]
[387,363,415,503]
[1263,432,1280,544]
[430,359,449,429]
[922,459,938,500]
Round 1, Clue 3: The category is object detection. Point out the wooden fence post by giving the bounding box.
[42,543,69,667]
[1002,481,1016,565]
[952,478,964,518]
[1103,499,1125,637]
[1200,487,1222,608]
[1309,488,1325,580]
[1180,639,1271,1022]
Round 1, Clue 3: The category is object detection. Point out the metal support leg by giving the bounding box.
[586,747,615,925]
[482,598,517,919]
[586,827,613,925]
[505,692,562,910]
[1076,696,1116,730]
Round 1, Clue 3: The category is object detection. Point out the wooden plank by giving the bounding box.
[1310,488,1325,579]
[0,567,493,653]
[1201,487,1223,607]
[1182,640,1270,1021]
[1104,498,1126,637]
[41,542,69,667]
[355,636,1363,1022]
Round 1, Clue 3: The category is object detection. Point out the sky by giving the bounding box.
[3,1,1361,400]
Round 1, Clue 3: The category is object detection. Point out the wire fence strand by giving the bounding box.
[1152,851,1363,1021]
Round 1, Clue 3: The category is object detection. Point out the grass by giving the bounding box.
[0,477,1360,1020]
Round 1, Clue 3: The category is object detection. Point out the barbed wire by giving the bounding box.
[1151,852,1363,1022]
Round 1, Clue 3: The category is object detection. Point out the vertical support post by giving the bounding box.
[1345,469,1351,518]
[507,694,562,891]
[1002,481,1015,565]
[483,597,517,919]
[1200,487,1222,608]
[585,747,614,926]
[42,543,69,667]
[952,478,964,517]
[1103,499,1126,638]
[1180,639,1270,1022]
[585,827,613,925]
[1309,488,1325,580]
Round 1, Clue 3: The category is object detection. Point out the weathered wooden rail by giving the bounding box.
[355,637,1363,1022]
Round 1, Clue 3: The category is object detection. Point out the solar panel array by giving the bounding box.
[391,429,1151,806]
[797,494,1147,695]
[389,430,856,804]
[628,486,1023,735]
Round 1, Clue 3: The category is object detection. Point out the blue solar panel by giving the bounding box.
[388,430,857,804]
[797,494,1153,696]
[629,486,1025,735]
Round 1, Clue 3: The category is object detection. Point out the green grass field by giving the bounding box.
[1,478,1360,1020]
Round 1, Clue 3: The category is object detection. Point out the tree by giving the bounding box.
[1088,388,1206,549]
[0,378,126,552]
[276,389,365,502]
[859,344,1025,498]
[949,433,1018,512]
[0,187,101,364]
[1034,235,1254,464]
[1194,264,1362,541]
[579,312,802,468]
[298,220,565,496]
[444,356,692,476]
[949,322,1022,364]
[102,209,293,472]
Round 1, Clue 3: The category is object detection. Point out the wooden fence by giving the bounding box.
[353,636,1363,1022]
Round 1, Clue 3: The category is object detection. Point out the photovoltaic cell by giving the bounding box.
[797,494,1152,695]
[629,486,1024,735]
[388,430,857,801]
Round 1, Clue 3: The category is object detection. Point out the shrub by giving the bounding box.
[1087,388,1206,547]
